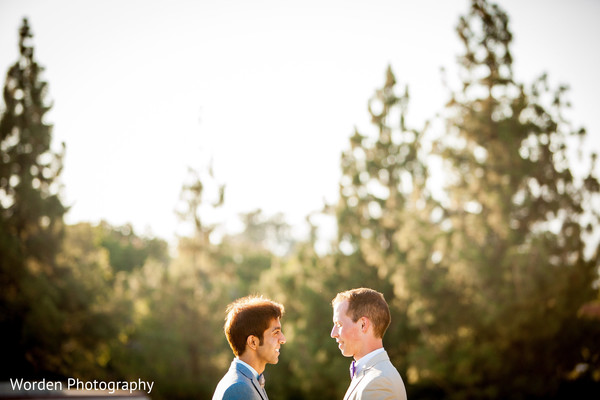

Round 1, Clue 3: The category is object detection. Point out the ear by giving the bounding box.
[246,335,258,350]
[360,317,370,334]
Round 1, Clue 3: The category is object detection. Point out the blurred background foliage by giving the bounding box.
[1,1,599,399]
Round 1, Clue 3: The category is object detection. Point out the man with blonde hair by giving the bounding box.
[331,288,407,400]
[212,295,286,400]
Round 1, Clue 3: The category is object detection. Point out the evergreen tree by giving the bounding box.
[334,65,431,388]
[0,18,67,378]
[409,0,600,398]
[329,1,600,398]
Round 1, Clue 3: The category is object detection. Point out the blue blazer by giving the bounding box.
[212,360,268,400]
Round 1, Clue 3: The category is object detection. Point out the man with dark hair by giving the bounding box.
[331,288,407,400]
[212,295,286,400]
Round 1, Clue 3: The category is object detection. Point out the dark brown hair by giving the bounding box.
[224,295,284,357]
[332,288,391,339]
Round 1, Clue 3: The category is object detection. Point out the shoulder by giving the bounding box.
[359,373,407,400]
[221,381,259,399]
[375,358,402,377]
[364,352,400,379]
[374,358,405,384]
[213,367,257,400]
[361,359,407,399]
[213,379,258,400]
[361,377,407,400]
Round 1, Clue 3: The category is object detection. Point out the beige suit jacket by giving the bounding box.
[343,350,407,400]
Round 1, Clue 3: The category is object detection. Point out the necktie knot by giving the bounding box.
[258,374,265,388]
[349,361,356,379]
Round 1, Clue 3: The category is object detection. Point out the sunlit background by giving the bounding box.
[2,1,600,399]
[1,0,598,245]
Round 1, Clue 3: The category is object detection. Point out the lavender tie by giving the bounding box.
[258,374,265,389]
[349,361,356,379]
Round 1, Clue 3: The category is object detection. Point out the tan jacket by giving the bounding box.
[343,350,407,400]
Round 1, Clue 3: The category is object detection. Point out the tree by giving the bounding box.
[409,0,600,398]
[96,221,169,273]
[53,223,133,379]
[328,1,600,399]
[0,18,68,379]
[250,211,342,399]
[333,65,431,395]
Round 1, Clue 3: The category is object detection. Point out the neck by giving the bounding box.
[354,339,383,361]
[239,352,266,375]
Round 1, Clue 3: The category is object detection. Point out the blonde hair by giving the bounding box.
[332,288,390,338]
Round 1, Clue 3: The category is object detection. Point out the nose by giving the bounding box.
[280,332,287,344]
[330,325,338,338]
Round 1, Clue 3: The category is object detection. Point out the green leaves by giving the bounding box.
[2,3,599,399]
[333,1,600,398]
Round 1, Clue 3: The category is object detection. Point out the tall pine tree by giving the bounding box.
[412,0,600,397]
[329,1,600,398]
[333,66,433,397]
[0,18,67,378]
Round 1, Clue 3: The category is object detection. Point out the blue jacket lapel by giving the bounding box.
[234,362,267,400]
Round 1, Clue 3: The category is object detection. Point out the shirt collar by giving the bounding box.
[235,357,260,379]
[355,347,385,376]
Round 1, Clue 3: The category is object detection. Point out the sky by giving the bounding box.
[1,0,599,245]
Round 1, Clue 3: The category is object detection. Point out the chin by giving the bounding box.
[341,348,353,357]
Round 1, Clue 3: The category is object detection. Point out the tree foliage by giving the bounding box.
[2,3,599,399]
[419,1,600,397]
[0,17,68,379]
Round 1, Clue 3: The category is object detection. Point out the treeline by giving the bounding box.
[1,1,600,399]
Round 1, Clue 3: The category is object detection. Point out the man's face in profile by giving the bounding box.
[256,317,286,365]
